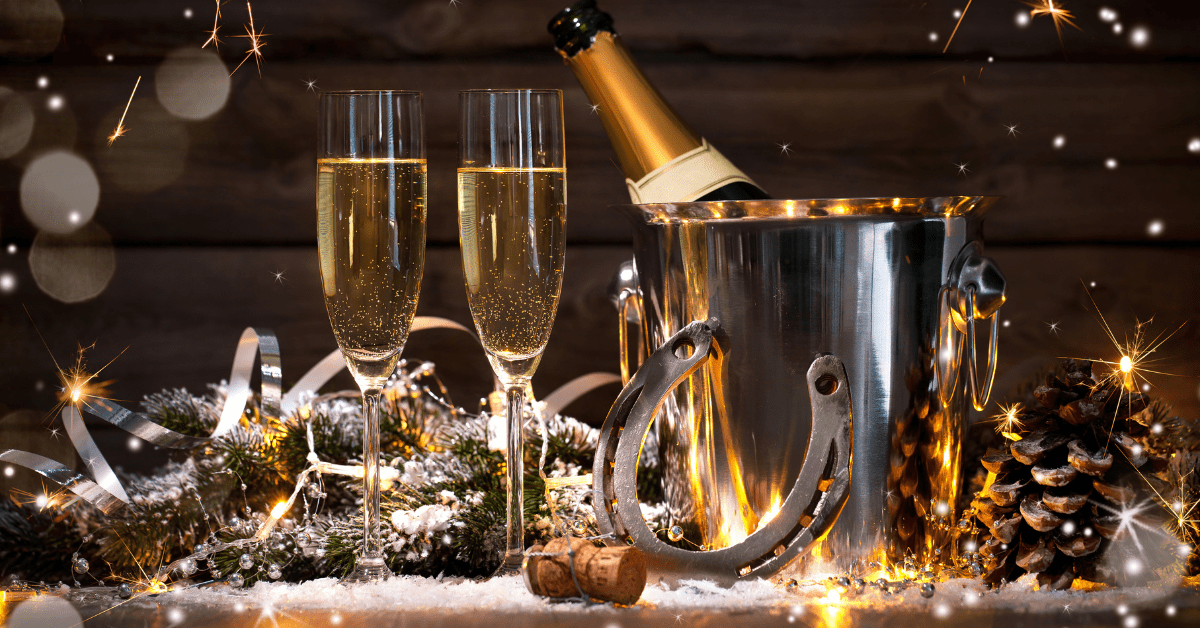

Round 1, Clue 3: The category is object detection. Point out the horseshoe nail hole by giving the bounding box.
[672,338,695,359]
[815,374,839,395]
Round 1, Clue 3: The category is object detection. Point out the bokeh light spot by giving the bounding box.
[156,47,230,121]
[0,86,34,158]
[0,270,16,294]
[5,595,83,628]
[1129,26,1150,48]
[28,220,116,303]
[0,0,64,58]
[20,150,100,234]
[96,98,189,193]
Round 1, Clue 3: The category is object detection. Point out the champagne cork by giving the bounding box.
[522,537,647,605]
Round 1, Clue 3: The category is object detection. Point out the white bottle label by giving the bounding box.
[625,139,758,204]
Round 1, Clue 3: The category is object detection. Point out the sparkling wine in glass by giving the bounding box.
[458,89,566,574]
[317,90,426,583]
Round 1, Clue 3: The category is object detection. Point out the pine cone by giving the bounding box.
[969,359,1170,590]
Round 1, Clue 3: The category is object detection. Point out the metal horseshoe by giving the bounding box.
[592,318,854,585]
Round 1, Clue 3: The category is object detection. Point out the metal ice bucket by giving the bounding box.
[612,197,1006,570]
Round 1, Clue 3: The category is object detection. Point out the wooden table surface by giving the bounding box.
[3,580,1199,628]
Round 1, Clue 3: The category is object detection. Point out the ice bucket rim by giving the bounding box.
[614,195,1000,223]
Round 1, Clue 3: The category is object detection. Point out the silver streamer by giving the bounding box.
[0,316,618,517]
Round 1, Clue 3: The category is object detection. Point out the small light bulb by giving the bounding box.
[271,501,288,519]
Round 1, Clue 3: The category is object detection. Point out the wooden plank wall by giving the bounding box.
[2,0,1200,477]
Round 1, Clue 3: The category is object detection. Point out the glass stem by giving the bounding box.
[362,387,383,561]
[504,382,526,568]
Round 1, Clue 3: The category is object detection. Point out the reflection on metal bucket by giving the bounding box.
[613,197,1005,571]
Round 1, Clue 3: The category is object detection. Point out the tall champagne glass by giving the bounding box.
[317,91,426,582]
[458,89,566,574]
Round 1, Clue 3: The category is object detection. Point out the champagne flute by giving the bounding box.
[458,89,567,574]
[317,91,426,583]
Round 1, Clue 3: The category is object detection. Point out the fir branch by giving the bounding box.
[0,499,86,582]
[141,388,218,439]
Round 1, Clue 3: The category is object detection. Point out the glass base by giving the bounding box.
[343,556,394,584]
[491,552,525,578]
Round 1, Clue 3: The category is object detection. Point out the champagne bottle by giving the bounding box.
[548,0,770,204]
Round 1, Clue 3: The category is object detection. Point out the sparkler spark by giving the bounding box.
[1065,285,1185,448]
[942,0,973,53]
[231,1,269,78]
[1141,467,1200,549]
[9,482,72,513]
[1023,0,1082,50]
[955,161,970,176]
[777,142,794,156]
[52,342,121,412]
[303,78,318,93]
[202,0,226,50]
[107,76,141,146]
[1005,123,1021,137]
[1046,321,1061,335]
[991,402,1025,438]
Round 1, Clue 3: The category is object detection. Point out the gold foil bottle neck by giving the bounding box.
[565,31,702,182]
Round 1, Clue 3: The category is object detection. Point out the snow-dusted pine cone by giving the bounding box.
[970,359,1171,590]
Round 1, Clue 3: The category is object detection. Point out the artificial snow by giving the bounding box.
[118,572,1192,618]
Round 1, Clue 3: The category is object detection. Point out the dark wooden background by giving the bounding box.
[2,0,1200,479]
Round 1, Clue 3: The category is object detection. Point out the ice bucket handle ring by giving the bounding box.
[592,318,854,585]
[936,242,1006,412]
[610,260,643,385]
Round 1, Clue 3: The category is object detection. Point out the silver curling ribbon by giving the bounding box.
[2,316,616,514]
[62,404,130,505]
[214,327,282,436]
[0,449,126,514]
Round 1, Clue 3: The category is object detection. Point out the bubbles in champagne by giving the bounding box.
[316,159,427,383]
[457,168,567,363]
